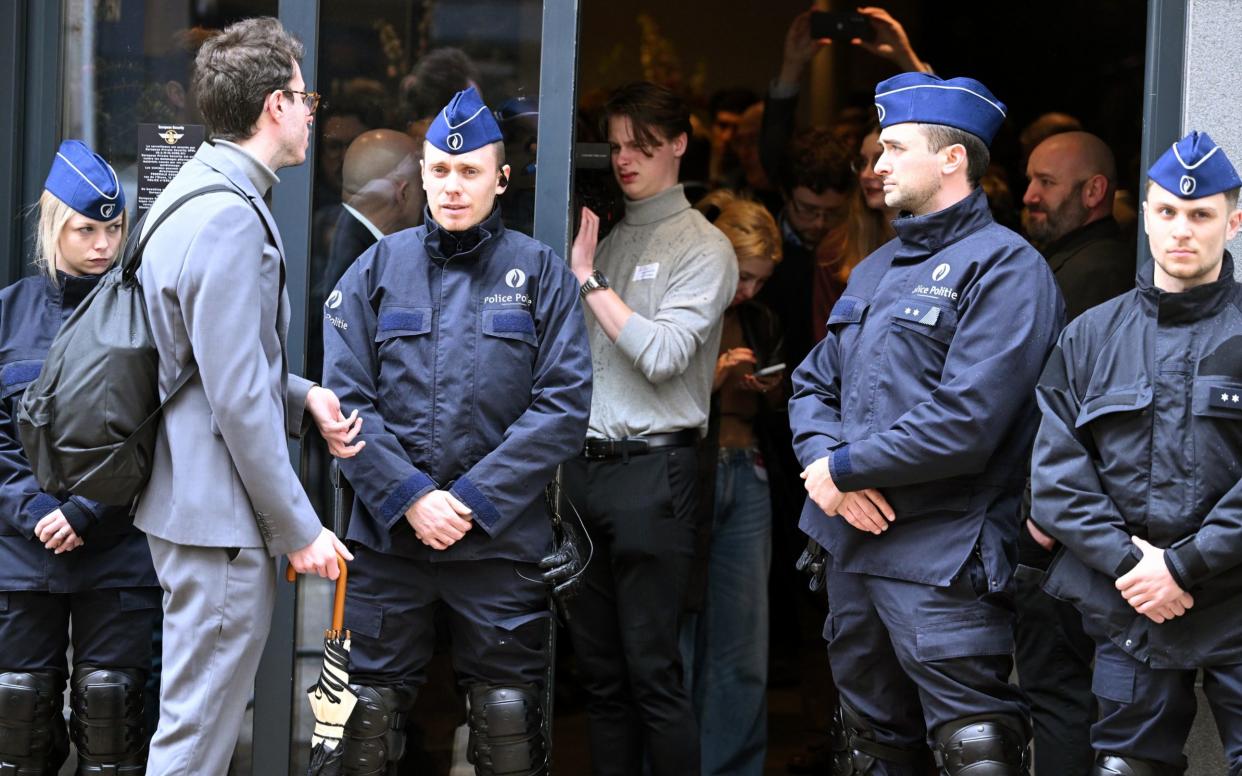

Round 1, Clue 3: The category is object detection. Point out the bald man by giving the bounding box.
[1016,129,1135,776]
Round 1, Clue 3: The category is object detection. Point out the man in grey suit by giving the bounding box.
[136,18,361,774]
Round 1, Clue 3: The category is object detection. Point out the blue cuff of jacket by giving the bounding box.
[828,445,855,488]
[27,493,60,526]
[380,470,438,530]
[1165,536,1208,590]
[450,475,503,535]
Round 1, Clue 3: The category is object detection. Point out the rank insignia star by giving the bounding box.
[1223,393,1231,402]
[1233,394,1240,403]
[905,307,912,315]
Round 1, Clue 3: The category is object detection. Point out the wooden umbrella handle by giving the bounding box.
[284,553,350,633]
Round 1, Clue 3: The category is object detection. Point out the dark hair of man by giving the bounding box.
[601,81,692,155]
[193,17,303,141]
[708,88,759,119]
[778,128,855,196]
[918,124,990,188]
[404,48,482,121]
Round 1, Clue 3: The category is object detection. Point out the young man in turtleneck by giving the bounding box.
[1032,132,1242,776]
[564,80,737,776]
[321,87,592,773]
[789,73,1064,774]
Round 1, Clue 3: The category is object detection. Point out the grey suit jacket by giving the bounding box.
[134,140,321,556]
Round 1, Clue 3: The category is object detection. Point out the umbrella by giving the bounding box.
[287,552,355,774]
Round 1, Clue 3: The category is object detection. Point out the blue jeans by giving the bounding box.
[681,447,772,776]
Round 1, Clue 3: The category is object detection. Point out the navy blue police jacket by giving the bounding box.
[1034,255,1242,669]
[322,207,592,562]
[0,272,157,593]
[790,188,1064,588]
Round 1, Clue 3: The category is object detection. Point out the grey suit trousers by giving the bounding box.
[146,535,275,776]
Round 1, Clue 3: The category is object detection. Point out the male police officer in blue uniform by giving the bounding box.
[789,72,1064,775]
[322,87,592,776]
[1032,132,1242,776]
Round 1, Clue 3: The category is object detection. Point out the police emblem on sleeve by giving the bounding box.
[932,263,951,282]
[1180,174,1197,196]
[505,269,527,288]
[447,132,464,151]
[325,290,343,309]
[100,203,115,219]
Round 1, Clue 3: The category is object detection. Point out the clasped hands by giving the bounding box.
[1115,535,1193,624]
[406,490,473,551]
[801,456,894,535]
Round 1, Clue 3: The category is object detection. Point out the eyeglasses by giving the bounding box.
[280,89,322,114]
[850,154,882,175]
[788,196,843,223]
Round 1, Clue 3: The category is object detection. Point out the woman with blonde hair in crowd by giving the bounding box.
[0,140,158,774]
[683,188,786,776]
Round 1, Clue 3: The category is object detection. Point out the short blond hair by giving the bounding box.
[34,190,127,285]
[695,189,782,265]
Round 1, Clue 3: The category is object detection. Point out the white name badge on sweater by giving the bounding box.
[632,263,660,282]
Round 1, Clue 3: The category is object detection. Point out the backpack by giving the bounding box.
[17,183,264,506]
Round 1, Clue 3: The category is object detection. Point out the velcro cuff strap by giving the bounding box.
[829,445,853,481]
[59,499,93,537]
[381,470,437,529]
[451,476,502,531]
[26,493,61,523]
[1166,536,1210,590]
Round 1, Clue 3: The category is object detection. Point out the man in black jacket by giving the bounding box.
[1032,131,1242,775]
[1016,129,1135,776]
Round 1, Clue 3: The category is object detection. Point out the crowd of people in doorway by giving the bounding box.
[2,7,1242,776]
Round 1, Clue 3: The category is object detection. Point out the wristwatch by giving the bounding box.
[579,269,610,299]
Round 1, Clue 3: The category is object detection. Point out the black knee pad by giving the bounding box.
[1093,753,1182,776]
[466,684,546,776]
[933,715,1029,775]
[0,671,69,776]
[342,685,416,776]
[69,666,148,775]
[829,700,923,775]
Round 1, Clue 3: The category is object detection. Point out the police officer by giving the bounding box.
[322,87,592,776]
[0,140,159,775]
[789,72,1064,775]
[1032,132,1242,776]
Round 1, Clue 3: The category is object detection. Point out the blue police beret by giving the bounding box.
[1148,131,1242,200]
[44,140,125,222]
[874,73,1007,146]
[426,86,504,154]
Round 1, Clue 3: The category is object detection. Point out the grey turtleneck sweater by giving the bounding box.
[586,184,738,438]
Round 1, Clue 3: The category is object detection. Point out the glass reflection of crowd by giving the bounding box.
[3,4,1168,775]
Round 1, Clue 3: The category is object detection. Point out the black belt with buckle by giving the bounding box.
[582,429,699,460]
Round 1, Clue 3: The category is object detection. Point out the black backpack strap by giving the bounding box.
[122,182,278,407]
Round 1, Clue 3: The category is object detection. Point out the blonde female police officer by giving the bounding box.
[323,87,591,775]
[0,141,159,775]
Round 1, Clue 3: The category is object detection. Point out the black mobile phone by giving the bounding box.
[809,11,876,43]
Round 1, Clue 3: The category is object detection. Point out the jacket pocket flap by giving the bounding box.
[827,295,868,326]
[375,306,432,341]
[483,308,537,346]
[890,299,958,344]
[0,360,42,399]
[1075,387,1153,428]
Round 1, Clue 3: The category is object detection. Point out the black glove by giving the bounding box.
[795,538,827,593]
[538,517,586,616]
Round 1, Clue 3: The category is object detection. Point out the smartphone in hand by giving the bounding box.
[754,362,787,378]
[809,11,876,42]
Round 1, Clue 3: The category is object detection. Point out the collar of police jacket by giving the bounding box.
[1136,251,1238,324]
[890,186,993,263]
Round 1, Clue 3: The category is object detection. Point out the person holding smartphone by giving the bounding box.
[680,189,784,776]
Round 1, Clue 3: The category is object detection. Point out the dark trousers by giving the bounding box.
[344,547,551,688]
[1014,565,1095,776]
[562,448,701,776]
[1090,635,1242,775]
[825,563,1028,776]
[0,587,160,677]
